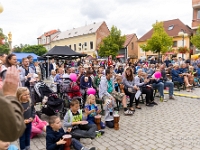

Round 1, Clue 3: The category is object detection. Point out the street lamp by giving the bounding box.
[178,30,188,59]
[0,2,3,13]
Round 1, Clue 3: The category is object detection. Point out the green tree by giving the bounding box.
[13,44,29,53]
[0,28,10,54]
[191,25,200,50]
[140,21,173,60]
[98,26,126,58]
[22,45,47,56]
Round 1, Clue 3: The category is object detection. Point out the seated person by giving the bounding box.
[93,72,103,93]
[80,70,93,100]
[0,141,18,150]
[46,115,96,150]
[135,69,156,106]
[31,115,48,139]
[63,99,102,140]
[99,69,133,115]
[85,94,105,129]
[172,64,192,91]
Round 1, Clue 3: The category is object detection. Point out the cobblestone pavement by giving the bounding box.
[13,88,200,150]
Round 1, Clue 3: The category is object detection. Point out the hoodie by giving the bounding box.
[46,126,65,150]
[98,75,114,99]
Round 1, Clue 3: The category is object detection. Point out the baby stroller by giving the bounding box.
[34,81,66,118]
[59,77,83,108]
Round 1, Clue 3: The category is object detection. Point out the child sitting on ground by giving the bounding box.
[104,99,115,128]
[46,115,96,150]
[85,94,105,129]
[63,99,104,141]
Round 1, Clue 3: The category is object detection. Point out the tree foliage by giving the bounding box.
[0,28,10,54]
[13,44,29,53]
[191,25,200,50]
[140,21,173,55]
[22,45,47,56]
[98,26,126,58]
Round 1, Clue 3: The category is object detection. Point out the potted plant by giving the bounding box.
[177,46,189,53]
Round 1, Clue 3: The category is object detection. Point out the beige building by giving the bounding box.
[37,29,60,51]
[138,19,193,60]
[50,21,110,56]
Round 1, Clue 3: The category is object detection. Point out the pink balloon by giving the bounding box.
[87,88,96,95]
[154,71,161,79]
[69,73,77,82]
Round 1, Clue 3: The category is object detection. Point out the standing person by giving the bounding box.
[16,87,35,150]
[0,66,26,142]
[34,61,42,81]
[19,58,35,88]
[0,54,17,80]
[108,55,113,67]
[77,66,85,86]
[27,55,36,73]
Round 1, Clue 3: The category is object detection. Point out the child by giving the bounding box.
[16,87,35,150]
[46,116,95,150]
[104,99,115,128]
[85,94,105,129]
[31,115,48,139]
[0,141,18,150]
[63,99,103,140]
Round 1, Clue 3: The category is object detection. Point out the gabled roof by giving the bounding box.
[37,30,59,39]
[124,34,136,47]
[138,19,193,42]
[52,21,105,41]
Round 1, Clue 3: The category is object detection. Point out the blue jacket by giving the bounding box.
[80,75,92,89]
[197,68,200,76]
[46,126,65,150]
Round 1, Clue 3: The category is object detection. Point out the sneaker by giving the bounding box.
[164,99,168,102]
[80,138,92,145]
[96,130,105,135]
[146,103,154,107]
[160,97,163,102]
[124,110,133,115]
[169,96,175,100]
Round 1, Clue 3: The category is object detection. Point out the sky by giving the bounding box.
[0,0,192,46]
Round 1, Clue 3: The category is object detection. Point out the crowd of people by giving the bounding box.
[0,53,200,150]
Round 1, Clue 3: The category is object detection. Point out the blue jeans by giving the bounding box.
[72,138,83,150]
[152,82,164,97]
[164,81,174,97]
[19,122,32,150]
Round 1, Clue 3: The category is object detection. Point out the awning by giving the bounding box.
[116,54,125,58]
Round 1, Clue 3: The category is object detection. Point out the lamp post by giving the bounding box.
[178,30,188,59]
[0,2,3,14]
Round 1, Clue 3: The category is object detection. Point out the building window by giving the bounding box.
[74,44,76,51]
[79,43,81,51]
[198,10,200,19]
[173,41,177,47]
[168,25,174,30]
[69,45,71,48]
[90,41,93,50]
[131,42,134,50]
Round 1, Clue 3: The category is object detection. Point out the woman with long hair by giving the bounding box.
[1,54,17,80]
[123,67,141,111]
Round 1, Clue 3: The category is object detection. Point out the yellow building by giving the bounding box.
[138,19,193,60]
[50,21,110,56]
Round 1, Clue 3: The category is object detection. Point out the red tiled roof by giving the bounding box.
[124,34,135,47]
[37,30,59,39]
[138,19,193,42]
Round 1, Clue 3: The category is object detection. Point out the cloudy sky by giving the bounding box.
[0,0,192,46]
